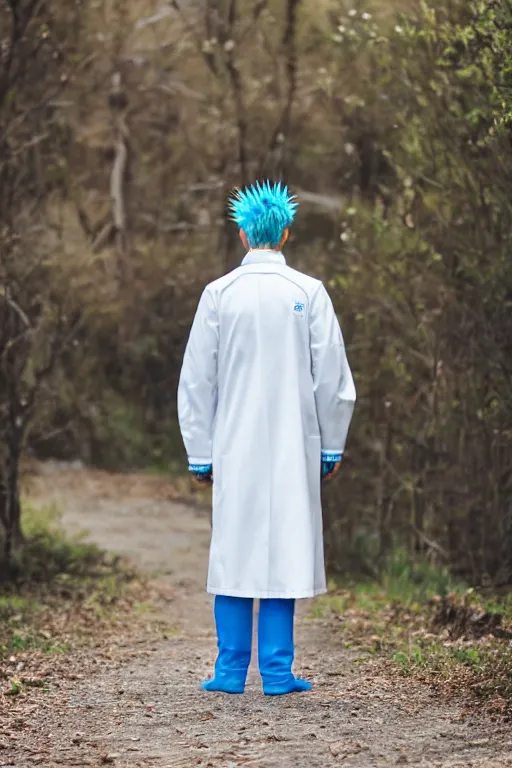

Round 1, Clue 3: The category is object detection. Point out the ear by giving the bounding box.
[279,228,289,248]
[239,229,249,250]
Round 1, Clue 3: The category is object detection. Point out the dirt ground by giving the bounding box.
[5,464,512,768]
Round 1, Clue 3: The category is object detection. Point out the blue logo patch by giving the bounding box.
[293,302,305,314]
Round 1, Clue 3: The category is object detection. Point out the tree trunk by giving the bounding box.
[0,438,24,578]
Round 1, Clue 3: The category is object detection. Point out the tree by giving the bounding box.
[322,0,512,584]
[0,0,84,573]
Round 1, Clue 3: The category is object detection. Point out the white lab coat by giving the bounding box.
[178,251,355,599]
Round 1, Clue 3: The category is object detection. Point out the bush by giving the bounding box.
[322,0,512,586]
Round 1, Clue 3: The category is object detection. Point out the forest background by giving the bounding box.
[1,0,512,589]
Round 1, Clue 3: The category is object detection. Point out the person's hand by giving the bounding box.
[321,452,342,481]
[189,463,213,485]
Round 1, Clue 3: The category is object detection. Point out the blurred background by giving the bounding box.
[1,0,512,586]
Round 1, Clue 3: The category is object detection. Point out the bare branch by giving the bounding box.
[0,291,31,329]
[134,6,176,30]
[173,0,220,76]
[111,122,129,235]
[261,0,302,176]
[219,0,249,184]
[91,222,116,254]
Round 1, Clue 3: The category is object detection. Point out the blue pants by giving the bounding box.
[202,596,311,695]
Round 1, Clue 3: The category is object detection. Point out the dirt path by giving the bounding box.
[10,466,512,767]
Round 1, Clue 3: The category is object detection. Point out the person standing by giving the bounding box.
[178,181,356,695]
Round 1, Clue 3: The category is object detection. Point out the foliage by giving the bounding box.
[3,500,134,592]
[322,0,512,586]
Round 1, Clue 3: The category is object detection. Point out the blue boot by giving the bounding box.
[258,599,312,695]
[202,596,253,694]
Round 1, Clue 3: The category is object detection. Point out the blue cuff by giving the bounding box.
[189,463,212,474]
[321,451,342,462]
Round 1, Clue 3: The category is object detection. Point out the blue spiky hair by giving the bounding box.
[229,180,298,248]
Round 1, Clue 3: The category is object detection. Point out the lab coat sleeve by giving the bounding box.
[177,287,219,465]
[309,283,356,454]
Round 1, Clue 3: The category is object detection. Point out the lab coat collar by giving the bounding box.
[241,250,286,267]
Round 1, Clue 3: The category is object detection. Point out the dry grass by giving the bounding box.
[316,571,512,719]
[0,499,174,747]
